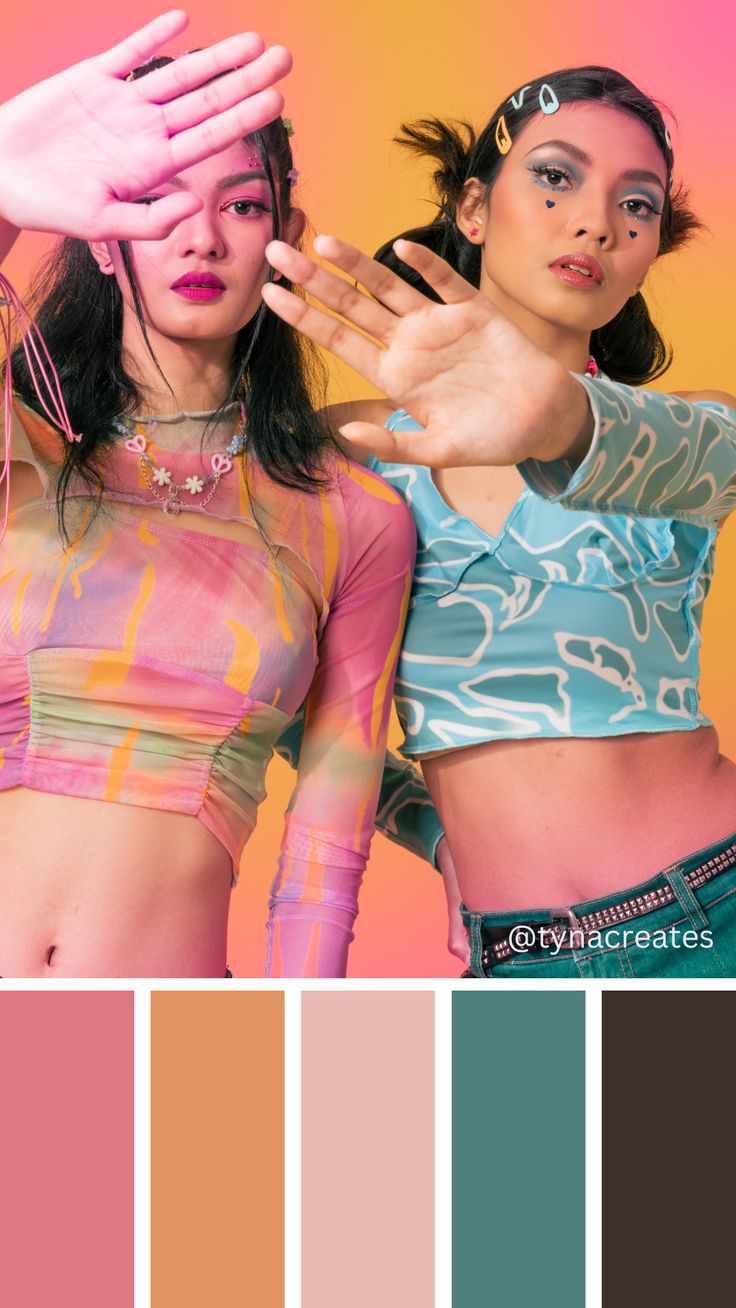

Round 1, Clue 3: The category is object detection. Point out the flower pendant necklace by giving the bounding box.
[112,403,247,518]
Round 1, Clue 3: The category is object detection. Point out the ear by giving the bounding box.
[283,207,307,247]
[270,207,307,282]
[455,179,487,242]
[88,241,116,275]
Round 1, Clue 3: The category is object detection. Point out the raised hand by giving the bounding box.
[263,235,594,467]
[0,11,291,242]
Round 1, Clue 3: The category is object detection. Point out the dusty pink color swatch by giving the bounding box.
[302,991,434,1307]
[0,992,134,1308]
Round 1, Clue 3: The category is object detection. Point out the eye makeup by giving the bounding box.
[528,160,663,221]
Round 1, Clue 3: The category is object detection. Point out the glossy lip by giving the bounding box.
[170,272,226,290]
[548,252,604,287]
[170,272,226,303]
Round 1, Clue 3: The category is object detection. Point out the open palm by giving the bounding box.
[0,11,291,242]
[263,235,590,467]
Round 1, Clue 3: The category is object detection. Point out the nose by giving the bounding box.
[565,190,615,248]
[174,207,226,260]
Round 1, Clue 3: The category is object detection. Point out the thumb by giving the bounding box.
[339,419,427,466]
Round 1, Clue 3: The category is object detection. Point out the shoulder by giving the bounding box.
[330,452,416,530]
[672,389,736,412]
[321,453,416,586]
[6,394,64,463]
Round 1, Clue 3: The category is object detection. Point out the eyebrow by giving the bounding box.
[523,140,666,191]
[165,170,268,188]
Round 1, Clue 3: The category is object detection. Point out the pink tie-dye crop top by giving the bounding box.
[0,398,416,976]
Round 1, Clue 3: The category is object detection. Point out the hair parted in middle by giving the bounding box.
[375,65,704,385]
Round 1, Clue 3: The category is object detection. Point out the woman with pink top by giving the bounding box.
[0,13,426,979]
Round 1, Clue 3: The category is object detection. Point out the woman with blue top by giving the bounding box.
[265,65,736,978]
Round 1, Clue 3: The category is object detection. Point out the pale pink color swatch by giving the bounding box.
[0,992,134,1308]
[302,991,435,1307]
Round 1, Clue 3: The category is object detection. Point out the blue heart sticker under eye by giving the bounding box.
[629,230,638,239]
[546,200,555,208]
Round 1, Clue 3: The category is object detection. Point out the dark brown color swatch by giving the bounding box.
[603,991,736,1307]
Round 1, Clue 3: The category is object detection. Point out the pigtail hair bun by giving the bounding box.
[394,117,477,215]
[373,117,482,299]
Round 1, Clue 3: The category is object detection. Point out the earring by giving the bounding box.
[469,226,479,237]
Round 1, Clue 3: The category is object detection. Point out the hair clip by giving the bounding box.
[287,168,300,184]
[508,85,533,111]
[664,126,672,149]
[538,83,560,115]
[495,114,512,155]
[282,117,295,137]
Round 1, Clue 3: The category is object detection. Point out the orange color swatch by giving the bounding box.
[151,991,284,1307]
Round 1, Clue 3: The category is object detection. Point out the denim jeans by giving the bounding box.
[461,828,736,979]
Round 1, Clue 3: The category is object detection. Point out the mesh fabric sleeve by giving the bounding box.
[520,375,736,526]
[273,708,445,870]
[266,473,417,977]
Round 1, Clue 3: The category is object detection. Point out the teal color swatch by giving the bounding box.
[452,991,585,1306]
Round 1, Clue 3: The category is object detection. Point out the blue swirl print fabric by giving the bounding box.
[521,376,736,525]
[368,402,717,757]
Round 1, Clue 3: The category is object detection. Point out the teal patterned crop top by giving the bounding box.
[367,405,718,758]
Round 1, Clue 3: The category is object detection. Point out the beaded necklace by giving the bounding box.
[112,403,246,517]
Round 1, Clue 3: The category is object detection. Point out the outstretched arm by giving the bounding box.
[263,238,734,525]
[520,377,736,525]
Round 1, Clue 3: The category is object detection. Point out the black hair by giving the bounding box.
[375,66,704,385]
[7,54,332,544]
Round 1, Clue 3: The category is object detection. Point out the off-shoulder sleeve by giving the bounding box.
[266,466,417,977]
[520,375,736,526]
[273,708,445,870]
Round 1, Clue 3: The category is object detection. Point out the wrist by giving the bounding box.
[530,373,595,463]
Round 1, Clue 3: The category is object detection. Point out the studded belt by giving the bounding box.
[483,840,736,968]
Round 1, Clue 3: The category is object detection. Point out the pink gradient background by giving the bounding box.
[0,992,134,1307]
[302,991,435,1306]
[3,0,734,975]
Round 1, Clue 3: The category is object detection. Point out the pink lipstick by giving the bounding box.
[171,272,226,302]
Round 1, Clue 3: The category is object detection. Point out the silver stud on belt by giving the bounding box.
[484,842,736,967]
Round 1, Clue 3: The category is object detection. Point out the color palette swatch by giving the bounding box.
[453,991,586,1307]
[4,986,736,1305]
[151,991,284,1308]
[302,991,435,1308]
[0,992,134,1308]
[603,990,736,1305]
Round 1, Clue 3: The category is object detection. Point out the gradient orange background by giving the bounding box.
[4,0,734,975]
